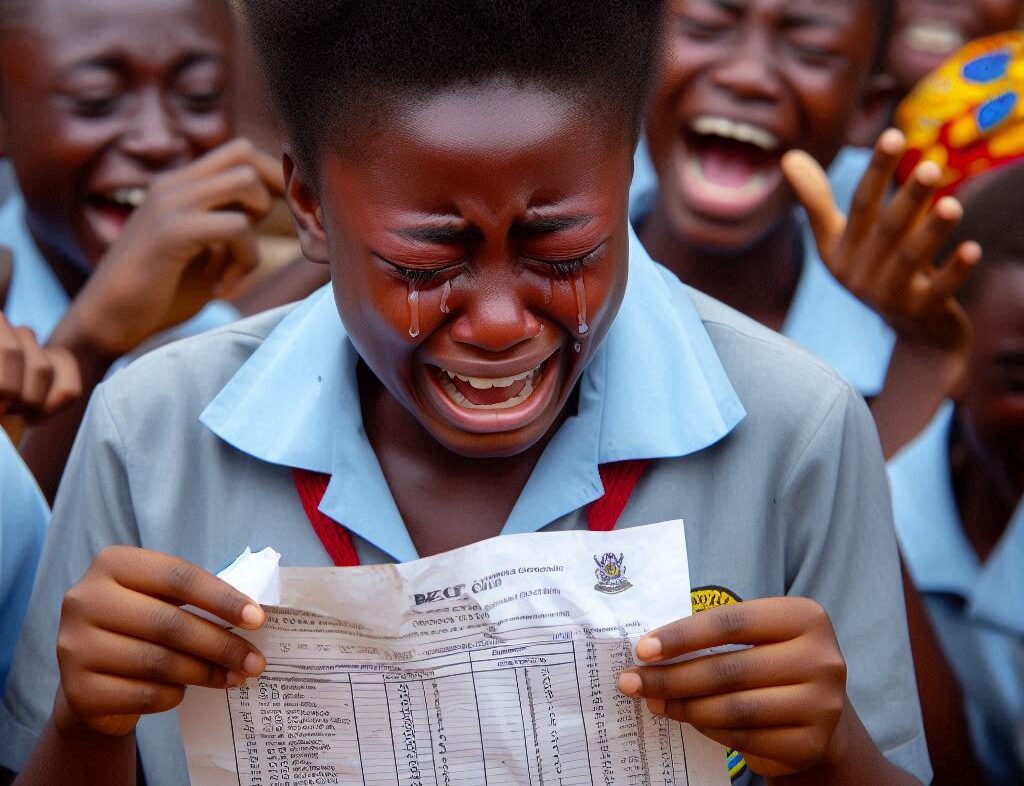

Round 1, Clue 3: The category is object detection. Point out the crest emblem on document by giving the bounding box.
[593,552,632,594]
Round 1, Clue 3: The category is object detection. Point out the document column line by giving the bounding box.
[385,681,401,778]
[571,639,596,786]
[225,691,243,786]
[679,724,690,783]
[348,680,368,786]
[420,680,437,785]
[468,650,490,786]
[513,668,535,786]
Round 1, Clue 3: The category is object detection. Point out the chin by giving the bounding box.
[426,417,556,460]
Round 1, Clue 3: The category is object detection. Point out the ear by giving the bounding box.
[283,148,328,264]
[846,72,899,149]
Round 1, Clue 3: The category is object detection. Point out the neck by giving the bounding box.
[26,221,90,300]
[358,362,566,555]
[949,415,1017,563]
[639,201,802,332]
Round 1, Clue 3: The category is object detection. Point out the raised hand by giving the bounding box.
[55,138,285,357]
[783,130,978,354]
[54,547,266,737]
[618,598,848,778]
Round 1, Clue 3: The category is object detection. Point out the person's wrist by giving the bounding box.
[47,307,120,382]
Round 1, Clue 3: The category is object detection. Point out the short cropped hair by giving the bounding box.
[239,0,665,179]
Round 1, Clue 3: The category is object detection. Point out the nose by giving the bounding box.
[711,32,782,103]
[448,279,543,354]
[119,89,188,169]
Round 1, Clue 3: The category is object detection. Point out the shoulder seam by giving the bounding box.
[700,318,849,389]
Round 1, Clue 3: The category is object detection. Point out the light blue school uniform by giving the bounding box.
[200,232,747,563]
[890,402,1024,785]
[0,195,240,346]
[2,229,931,784]
[630,141,895,397]
[0,430,49,692]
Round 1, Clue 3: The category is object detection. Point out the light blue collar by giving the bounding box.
[889,402,1024,637]
[629,142,895,397]
[0,196,70,343]
[202,227,746,562]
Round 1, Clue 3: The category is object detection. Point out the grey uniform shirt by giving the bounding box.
[1,274,930,784]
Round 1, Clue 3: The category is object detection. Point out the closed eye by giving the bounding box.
[527,244,605,278]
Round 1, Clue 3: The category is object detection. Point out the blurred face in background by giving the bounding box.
[645,0,884,253]
[886,0,1024,98]
[0,0,235,270]
[956,263,1024,506]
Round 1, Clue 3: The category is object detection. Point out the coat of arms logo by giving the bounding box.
[593,552,632,594]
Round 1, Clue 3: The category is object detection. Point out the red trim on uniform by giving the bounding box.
[293,459,650,567]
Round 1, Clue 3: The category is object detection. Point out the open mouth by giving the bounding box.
[421,353,561,434]
[437,365,543,410]
[84,186,148,247]
[903,21,966,57]
[678,115,784,220]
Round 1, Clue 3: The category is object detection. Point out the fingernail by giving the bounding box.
[636,636,662,661]
[241,604,264,626]
[243,652,264,676]
[916,161,941,185]
[618,672,642,697]
[935,196,962,220]
[646,698,667,716]
[225,670,244,688]
[880,129,905,154]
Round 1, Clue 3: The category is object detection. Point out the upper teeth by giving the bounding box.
[111,188,147,208]
[691,116,780,152]
[905,22,964,55]
[444,368,536,390]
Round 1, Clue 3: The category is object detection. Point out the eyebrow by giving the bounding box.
[394,222,475,245]
[394,214,594,244]
[514,214,594,237]
[63,50,224,78]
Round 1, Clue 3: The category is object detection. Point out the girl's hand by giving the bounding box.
[618,598,847,778]
[782,130,978,356]
[57,138,285,357]
[54,547,267,737]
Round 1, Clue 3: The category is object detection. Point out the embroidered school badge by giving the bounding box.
[691,585,748,782]
[593,552,632,594]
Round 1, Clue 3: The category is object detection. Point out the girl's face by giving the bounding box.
[287,84,634,459]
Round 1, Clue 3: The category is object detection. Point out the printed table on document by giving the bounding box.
[225,632,706,785]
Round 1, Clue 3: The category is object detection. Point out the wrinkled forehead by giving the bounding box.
[4,0,232,65]
[672,0,865,20]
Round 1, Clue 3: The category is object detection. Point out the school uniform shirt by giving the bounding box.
[0,229,930,785]
[630,141,895,398]
[890,402,1024,785]
[0,430,49,692]
[0,195,241,347]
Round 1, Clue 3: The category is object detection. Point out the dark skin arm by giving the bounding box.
[18,139,283,502]
[13,547,266,786]
[618,599,921,784]
[784,130,977,461]
[900,562,984,786]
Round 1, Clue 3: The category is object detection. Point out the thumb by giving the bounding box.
[782,150,846,261]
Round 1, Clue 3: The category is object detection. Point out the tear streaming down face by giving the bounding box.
[285,83,634,459]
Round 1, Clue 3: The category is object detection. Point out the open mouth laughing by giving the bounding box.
[677,114,785,221]
[84,185,148,249]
